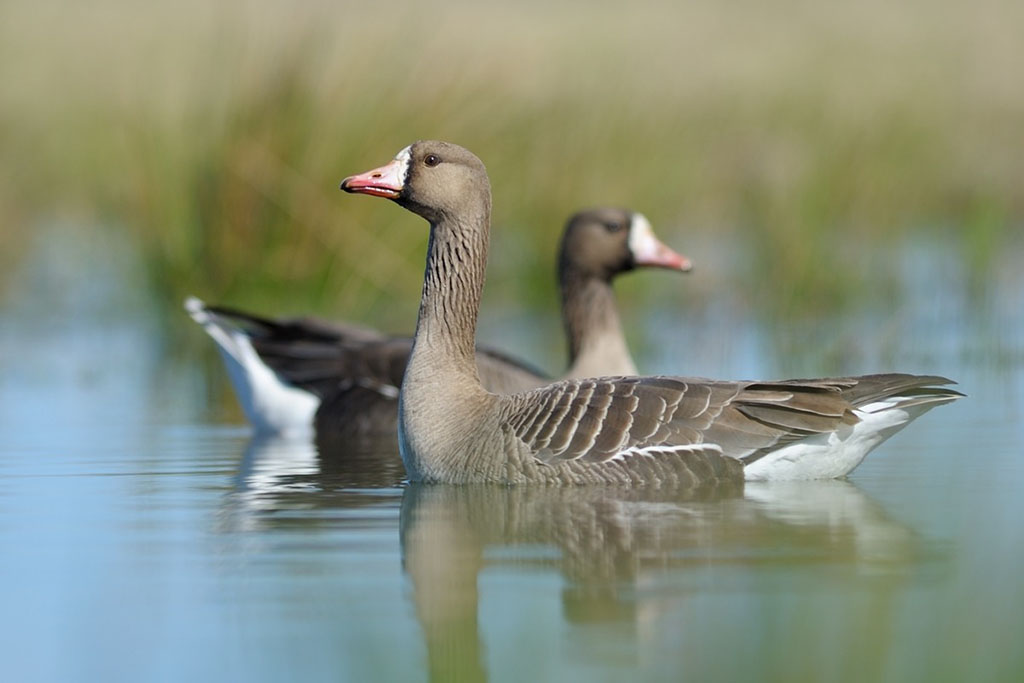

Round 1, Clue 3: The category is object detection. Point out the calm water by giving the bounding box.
[2,228,1023,682]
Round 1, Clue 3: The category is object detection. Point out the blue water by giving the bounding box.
[1,227,1022,682]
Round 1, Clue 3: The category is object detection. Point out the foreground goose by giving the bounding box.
[340,140,962,485]
[187,208,690,436]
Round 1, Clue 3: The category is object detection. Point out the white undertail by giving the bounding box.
[742,395,956,481]
[185,297,319,436]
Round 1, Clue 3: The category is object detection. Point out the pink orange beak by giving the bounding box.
[340,157,406,199]
[628,214,692,272]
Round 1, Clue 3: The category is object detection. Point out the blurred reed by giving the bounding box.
[1,0,1021,325]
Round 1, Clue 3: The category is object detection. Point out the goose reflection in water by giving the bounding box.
[219,430,404,531]
[399,480,923,682]
[215,435,927,682]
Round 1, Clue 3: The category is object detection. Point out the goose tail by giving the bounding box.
[185,297,320,436]
[743,375,963,481]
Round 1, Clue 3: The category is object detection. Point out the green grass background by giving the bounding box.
[2,0,1021,330]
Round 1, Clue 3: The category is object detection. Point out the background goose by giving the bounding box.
[187,208,690,437]
[341,140,962,485]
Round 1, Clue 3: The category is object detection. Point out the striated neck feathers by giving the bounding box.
[411,198,491,380]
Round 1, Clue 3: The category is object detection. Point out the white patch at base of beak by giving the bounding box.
[628,213,660,261]
[394,145,412,186]
[627,213,692,270]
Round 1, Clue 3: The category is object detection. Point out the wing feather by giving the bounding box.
[507,376,857,468]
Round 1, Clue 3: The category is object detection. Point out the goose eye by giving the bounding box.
[604,221,624,233]
[424,154,441,167]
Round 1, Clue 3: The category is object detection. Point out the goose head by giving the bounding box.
[340,140,490,224]
[560,208,692,281]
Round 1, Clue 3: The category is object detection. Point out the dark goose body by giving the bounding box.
[187,208,690,436]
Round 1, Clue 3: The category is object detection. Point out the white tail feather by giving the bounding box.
[185,297,319,436]
[743,396,954,481]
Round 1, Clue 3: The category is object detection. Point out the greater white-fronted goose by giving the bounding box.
[186,208,690,436]
[340,140,962,484]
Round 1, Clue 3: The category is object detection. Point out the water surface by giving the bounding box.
[1,230,1022,682]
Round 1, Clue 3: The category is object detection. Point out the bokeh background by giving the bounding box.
[3,0,1021,334]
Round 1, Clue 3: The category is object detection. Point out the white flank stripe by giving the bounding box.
[608,442,724,463]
